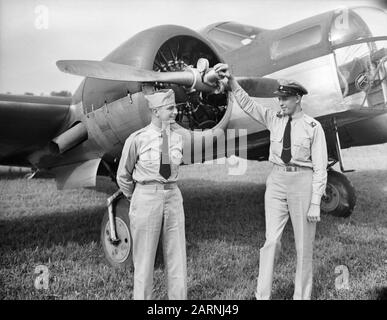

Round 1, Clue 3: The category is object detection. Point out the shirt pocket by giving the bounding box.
[270,134,283,158]
[292,137,311,161]
[139,147,160,163]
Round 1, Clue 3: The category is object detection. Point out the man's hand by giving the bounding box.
[307,203,321,223]
[213,63,232,79]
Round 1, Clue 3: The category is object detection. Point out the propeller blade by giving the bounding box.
[235,77,279,98]
[56,60,195,85]
[56,60,280,97]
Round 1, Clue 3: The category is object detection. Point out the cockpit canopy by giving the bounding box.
[330,7,387,47]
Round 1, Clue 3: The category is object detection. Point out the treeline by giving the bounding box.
[5,90,72,97]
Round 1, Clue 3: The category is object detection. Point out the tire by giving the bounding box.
[321,170,356,218]
[100,196,133,269]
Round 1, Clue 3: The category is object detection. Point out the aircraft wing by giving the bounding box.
[0,94,72,167]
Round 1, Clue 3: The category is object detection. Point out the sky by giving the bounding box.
[0,0,385,95]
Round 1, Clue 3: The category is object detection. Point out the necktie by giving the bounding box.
[159,129,171,179]
[281,116,292,164]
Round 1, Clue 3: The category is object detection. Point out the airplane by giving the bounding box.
[0,6,386,268]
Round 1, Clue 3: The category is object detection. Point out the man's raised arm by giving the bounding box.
[215,64,275,130]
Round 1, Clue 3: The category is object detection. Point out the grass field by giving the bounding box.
[1,145,387,300]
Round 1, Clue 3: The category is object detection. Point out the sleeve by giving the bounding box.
[230,79,275,130]
[310,124,328,205]
[116,133,138,198]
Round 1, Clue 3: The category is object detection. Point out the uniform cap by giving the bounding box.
[273,79,308,97]
[144,89,176,109]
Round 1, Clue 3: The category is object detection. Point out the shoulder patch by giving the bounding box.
[303,114,318,128]
[276,111,284,118]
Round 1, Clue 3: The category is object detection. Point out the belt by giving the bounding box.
[272,163,312,172]
[135,181,177,190]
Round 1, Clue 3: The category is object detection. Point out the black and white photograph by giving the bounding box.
[0,0,386,303]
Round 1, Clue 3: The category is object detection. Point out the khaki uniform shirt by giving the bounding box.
[232,82,328,205]
[116,122,183,198]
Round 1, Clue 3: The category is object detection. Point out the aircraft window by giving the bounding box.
[330,9,371,46]
[270,26,322,60]
[216,22,261,38]
[334,40,387,98]
[331,8,387,98]
[349,7,387,39]
[207,28,248,51]
[329,7,387,47]
[206,22,262,51]
[334,43,372,96]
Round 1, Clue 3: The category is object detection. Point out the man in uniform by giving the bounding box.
[116,89,187,300]
[214,64,328,300]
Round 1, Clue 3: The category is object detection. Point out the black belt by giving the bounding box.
[273,163,312,172]
[136,181,177,189]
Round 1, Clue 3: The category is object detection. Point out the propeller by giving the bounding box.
[57,60,195,85]
[56,59,279,97]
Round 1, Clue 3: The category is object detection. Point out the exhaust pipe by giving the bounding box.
[49,122,88,154]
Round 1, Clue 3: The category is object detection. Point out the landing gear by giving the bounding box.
[100,192,164,269]
[321,117,356,217]
[100,193,132,268]
[321,169,356,218]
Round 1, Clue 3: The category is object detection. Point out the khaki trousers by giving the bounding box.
[256,166,316,300]
[129,184,187,300]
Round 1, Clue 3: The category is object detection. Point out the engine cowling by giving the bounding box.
[75,25,234,163]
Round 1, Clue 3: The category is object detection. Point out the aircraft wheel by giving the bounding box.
[321,170,356,218]
[101,196,133,269]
